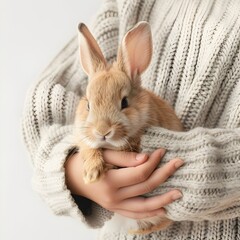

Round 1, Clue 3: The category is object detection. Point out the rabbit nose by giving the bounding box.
[93,129,113,140]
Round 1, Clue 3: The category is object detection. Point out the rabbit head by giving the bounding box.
[75,22,152,150]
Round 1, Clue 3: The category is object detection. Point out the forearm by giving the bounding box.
[141,127,240,221]
[22,47,84,162]
[22,0,120,229]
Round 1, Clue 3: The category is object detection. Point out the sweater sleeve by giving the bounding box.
[141,126,240,222]
[22,0,119,228]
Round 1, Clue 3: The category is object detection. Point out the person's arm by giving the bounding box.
[22,0,119,228]
[21,35,89,221]
[140,126,240,221]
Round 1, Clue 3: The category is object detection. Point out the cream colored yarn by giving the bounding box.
[22,0,240,239]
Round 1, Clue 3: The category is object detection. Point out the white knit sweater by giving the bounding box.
[22,0,240,239]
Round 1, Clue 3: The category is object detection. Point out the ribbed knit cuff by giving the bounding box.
[141,126,240,221]
[32,124,113,228]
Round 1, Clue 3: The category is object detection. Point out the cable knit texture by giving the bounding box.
[22,0,240,239]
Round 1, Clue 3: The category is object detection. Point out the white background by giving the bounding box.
[0,1,102,239]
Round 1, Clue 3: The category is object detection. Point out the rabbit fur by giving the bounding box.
[74,21,183,234]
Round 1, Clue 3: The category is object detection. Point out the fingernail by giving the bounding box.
[174,159,184,168]
[136,153,147,161]
[172,192,182,200]
[158,148,166,155]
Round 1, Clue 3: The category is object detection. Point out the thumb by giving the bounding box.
[102,150,149,167]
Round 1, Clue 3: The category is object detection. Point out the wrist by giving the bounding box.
[65,150,84,195]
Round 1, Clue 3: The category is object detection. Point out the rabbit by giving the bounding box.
[74,21,183,234]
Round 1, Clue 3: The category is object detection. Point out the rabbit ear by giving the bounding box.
[118,21,152,80]
[78,23,107,76]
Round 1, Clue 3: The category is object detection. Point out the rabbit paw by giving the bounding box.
[81,147,115,184]
[83,163,103,183]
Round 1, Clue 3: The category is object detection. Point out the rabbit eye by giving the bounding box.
[121,97,128,110]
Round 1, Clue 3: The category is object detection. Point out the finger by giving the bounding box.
[119,158,184,199]
[103,149,149,167]
[117,190,182,212]
[112,208,166,220]
[154,158,184,184]
[106,149,166,188]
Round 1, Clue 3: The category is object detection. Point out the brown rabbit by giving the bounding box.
[74,21,183,234]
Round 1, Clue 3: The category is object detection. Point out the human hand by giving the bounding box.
[65,149,184,219]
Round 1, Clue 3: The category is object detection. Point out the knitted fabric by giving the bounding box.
[22,0,240,239]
